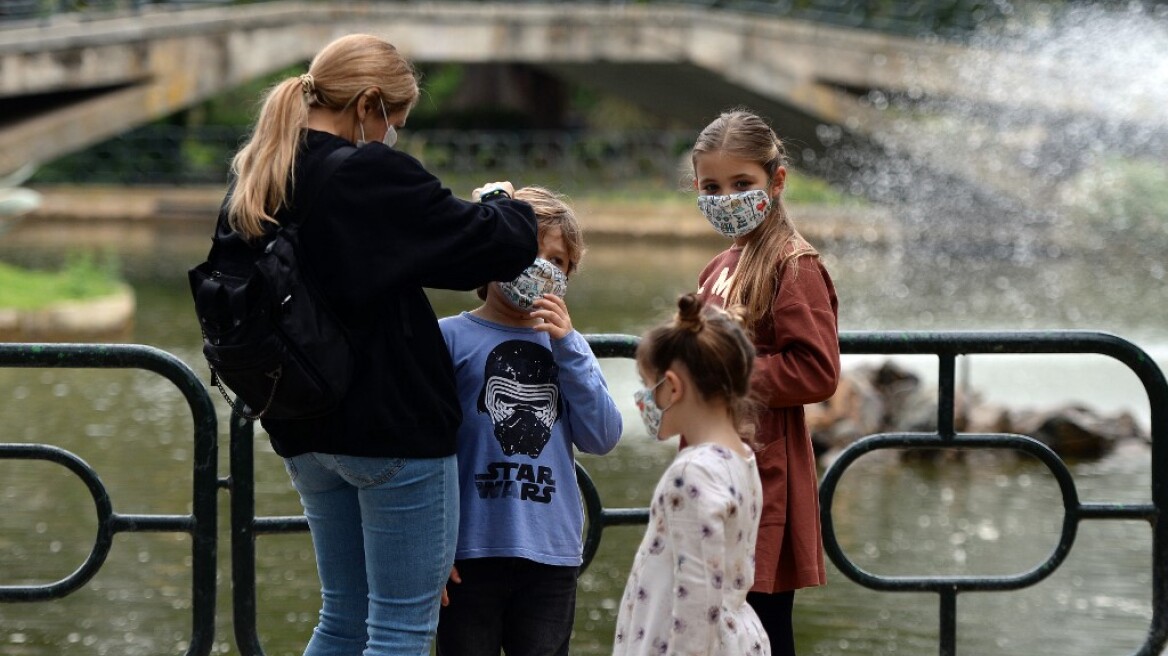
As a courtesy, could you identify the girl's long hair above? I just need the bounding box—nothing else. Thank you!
[227,34,418,240]
[692,109,816,325]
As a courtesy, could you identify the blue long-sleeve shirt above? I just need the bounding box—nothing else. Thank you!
[439,312,623,565]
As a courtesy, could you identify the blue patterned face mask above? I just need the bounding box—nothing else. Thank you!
[697,189,772,238]
[498,258,568,311]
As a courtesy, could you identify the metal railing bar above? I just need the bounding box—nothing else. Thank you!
[597,508,652,525]
[0,443,114,600]
[582,333,638,358]
[938,353,956,438]
[108,514,199,532]
[1074,503,1158,521]
[229,410,263,656]
[252,516,310,533]
[940,588,956,656]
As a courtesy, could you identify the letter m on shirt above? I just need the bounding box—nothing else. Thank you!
[707,267,734,301]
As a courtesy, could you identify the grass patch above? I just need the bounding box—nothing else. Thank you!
[785,174,862,206]
[0,253,124,310]
[436,168,864,208]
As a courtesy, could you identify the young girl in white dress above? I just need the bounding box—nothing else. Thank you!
[615,294,770,656]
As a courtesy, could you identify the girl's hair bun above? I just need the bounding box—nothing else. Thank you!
[676,293,705,333]
[636,292,759,447]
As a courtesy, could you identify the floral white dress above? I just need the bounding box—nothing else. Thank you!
[613,443,769,656]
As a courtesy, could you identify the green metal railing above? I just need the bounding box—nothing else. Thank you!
[0,331,1165,654]
[0,343,219,656]
[820,331,1168,656]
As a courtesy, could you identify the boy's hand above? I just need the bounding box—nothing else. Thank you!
[531,294,573,340]
[441,565,461,607]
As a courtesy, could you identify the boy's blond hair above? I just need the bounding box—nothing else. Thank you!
[513,185,585,275]
[477,186,585,301]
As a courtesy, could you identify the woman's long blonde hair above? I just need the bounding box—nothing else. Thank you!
[227,34,419,240]
[691,109,816,325]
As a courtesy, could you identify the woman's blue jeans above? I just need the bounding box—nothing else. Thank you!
[284,453,458,656]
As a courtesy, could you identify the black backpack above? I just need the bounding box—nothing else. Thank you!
[188,145,357,420]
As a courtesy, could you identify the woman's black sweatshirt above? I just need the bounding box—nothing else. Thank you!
[223,129,538,459]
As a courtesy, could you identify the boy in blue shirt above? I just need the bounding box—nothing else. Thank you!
[437,186,623,656]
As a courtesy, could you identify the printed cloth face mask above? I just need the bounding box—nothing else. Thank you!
[697,188,772,238]
[633,378,673,439]
[497,257,568,311]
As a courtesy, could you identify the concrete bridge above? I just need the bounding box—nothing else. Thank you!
[0,1,1158,223]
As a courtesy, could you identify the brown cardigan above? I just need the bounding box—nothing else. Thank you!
[695,244,841,593]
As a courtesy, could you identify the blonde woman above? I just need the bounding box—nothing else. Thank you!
[211,34,538,655]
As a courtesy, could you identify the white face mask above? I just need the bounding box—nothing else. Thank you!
[497,258,568,311]
[697,188,772,238]
[356,100,397,148]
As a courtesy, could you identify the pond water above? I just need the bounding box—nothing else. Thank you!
[0,211,1163,656]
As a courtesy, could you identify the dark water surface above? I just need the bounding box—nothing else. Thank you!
[0,216,1162,655]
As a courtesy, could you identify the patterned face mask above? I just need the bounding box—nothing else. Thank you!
[497,258,568,311]
[697,188,772,238]
[633,378,672,439]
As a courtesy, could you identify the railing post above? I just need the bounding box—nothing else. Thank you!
[939,588,956,656]
[229,410,265,656]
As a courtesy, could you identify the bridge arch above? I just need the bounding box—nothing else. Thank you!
[2,1,1160,224]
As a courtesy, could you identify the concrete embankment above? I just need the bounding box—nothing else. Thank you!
[25,184,893,246]
[0,284,136,342]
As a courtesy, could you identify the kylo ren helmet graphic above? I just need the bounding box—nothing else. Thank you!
[477,340,562,458]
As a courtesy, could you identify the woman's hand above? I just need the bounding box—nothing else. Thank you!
[472,181,515,202]
[531,294,573,340]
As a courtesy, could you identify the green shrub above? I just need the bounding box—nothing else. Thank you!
[0,253,124,310]
[785,174,860,206]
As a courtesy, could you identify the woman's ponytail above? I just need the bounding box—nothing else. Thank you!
[227,76,309,240]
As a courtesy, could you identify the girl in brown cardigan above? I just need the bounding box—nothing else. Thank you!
[690,109,842,656]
